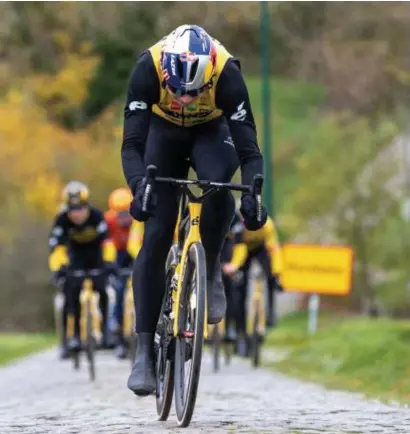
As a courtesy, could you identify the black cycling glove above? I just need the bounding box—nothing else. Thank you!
[52,266,67,286]
[104,262,119,279]
[129,178,157,222]
[272,274,284,292]
[240,193,267,231]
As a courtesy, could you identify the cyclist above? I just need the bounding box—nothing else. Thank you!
[48,181,117,358]
[122,24,267,396]
[224,208,283,356]
[221,210,248,342]
[105,188,134,359]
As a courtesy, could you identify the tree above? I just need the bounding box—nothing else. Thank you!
[281,112,400,314]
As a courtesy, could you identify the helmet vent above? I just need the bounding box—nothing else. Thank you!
[189,59,199,82]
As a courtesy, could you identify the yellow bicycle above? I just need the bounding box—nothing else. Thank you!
[142,165,263,427]
[66,269,103,381]
[121,268,137,365]
[246,262,266,368]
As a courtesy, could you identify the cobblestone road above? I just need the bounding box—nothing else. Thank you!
[1,348,410,433]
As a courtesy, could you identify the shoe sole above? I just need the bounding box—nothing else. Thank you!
[207,316,224,325]
[130,387,155,397]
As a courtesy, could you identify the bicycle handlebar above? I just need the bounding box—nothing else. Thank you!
[142,165,264,216]
[68,269,105,278]
[118,268,133,277]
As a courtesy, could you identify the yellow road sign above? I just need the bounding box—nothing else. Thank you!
[281,244,354,295]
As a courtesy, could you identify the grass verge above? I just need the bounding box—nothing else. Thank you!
[0,333,57,366]
[266,311,410,404]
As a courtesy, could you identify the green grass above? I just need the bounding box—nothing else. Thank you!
[0,333,57,366]
[266,312,410,403]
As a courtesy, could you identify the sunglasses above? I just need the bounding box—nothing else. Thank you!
[166,80,213,98]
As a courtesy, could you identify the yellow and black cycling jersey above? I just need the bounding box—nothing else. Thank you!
[229,211,283,274]
[122,34,261,194]
[48,206,116,272]
[149,37,233,127]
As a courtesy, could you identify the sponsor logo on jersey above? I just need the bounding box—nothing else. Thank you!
[129,101,148,111]
[230,101,247,121]
[171,100,181,110]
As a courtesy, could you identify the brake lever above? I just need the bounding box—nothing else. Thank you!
[142,165,157,213]
[252,174,264,223]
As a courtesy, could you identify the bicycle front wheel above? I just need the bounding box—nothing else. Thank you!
[174,242,206,428]
[155,245,178,421]
[224,339,232,366]
[251,308,261,368]
[129,331,137,367]
[86,300,96,381]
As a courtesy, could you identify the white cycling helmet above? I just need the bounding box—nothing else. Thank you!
[161,24,217,96]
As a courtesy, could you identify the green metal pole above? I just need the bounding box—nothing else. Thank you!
[260,1,273,218]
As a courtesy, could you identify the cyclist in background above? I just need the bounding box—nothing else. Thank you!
[105,188,134,359]
[49,181,117,358]
[223,208,283,356]
[221,210,248,342]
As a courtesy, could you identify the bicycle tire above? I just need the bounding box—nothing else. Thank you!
[129,332,137,367]
[54,294,65,350]
[73,348,80,371]
[156,244,178,421]
[224,341,232,366]
[156,345,174,420]
[211,325,221,373]
[72,313,80,371]
[86,300,96,381]
[174,242,206,428]
[251,308,261,368]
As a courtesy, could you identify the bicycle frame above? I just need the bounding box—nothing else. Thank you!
[172,200,205,337]
[65,270,103,344]
[80,278,102,343]
[142,164,263,341]
[247,264,266,336]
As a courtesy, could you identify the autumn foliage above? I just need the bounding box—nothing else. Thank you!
[0,33,124,329]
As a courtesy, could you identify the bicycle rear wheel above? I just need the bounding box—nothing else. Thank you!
[250,308,261,368]
[129,331,137,366]
[69,313,80,371]
[174,242,206,427]
[73,348,80,371]
[224,340,232,366]
[155,244,178,420]
[86,300,96,381]
[211,325,221,373]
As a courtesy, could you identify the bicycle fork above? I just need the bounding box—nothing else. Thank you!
[80,279,102,344]
[247,277,266,336]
